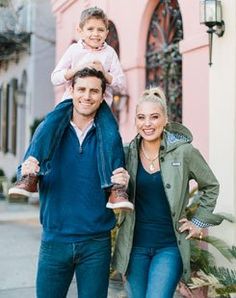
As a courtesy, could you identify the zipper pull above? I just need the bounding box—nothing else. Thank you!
[79,146,83,153]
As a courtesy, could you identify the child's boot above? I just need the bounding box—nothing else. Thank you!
[8,174,39,199]
[106,184,134,211]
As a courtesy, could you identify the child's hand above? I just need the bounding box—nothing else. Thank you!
[22,156,40,176]
[90,60,105,73]
[111,167,130,189]
[90,61,112,84]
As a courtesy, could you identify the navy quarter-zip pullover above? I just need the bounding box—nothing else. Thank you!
[39,124,115,242]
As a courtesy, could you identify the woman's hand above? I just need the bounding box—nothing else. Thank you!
[179,218,203,240]
[21,156,40,176]
[111,167,130,189]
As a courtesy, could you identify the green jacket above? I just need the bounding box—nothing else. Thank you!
[112,122,223,282]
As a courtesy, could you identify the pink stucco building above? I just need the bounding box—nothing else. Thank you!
[51,0,236,250]
[51,0,209,156]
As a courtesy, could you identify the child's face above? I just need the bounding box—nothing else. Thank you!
[79,18,108,49]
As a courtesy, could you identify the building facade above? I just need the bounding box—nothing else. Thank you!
[51,0,236,253]
[0,0,55,178]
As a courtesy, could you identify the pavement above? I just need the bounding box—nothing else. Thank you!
[0,199,182,298]
[0,199,127,298]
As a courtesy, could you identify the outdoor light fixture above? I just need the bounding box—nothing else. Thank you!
[113,93,129,111]
[200,0,225,66]
[112,93,129,122]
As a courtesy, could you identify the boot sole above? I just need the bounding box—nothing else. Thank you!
[8,188,38,199]
[106,201,134,210]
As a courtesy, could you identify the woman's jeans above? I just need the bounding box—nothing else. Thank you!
[126,246,183,298]
[24,99,125,188]
[36,236,111,298]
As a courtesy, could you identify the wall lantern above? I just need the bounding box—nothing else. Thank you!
[113,93,129,111]
[200,0,225,66]
[112,93,129,122]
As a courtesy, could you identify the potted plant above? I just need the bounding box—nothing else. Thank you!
[177,189,236,298]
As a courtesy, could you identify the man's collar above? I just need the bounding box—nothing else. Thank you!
[70,119,95,134]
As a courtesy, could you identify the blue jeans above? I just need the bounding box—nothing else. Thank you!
[36,236,111,298]
[126,246,183,298]
[23,99,125,188]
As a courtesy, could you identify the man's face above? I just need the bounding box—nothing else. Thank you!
[71,76,103,119]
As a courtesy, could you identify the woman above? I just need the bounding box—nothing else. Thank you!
[112,87,223,298]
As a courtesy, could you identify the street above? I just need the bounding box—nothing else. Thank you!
[0,200,126,298]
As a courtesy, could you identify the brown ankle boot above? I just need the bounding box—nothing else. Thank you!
[106,185,134,211]
[8,174,38,199]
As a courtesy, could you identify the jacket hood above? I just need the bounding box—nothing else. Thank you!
[163,122,193,152]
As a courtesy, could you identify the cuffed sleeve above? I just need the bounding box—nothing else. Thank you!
[191,217,213,228]
[51,44,75,86]
[109,50,127,95]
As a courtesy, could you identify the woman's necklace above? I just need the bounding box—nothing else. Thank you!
[141,142,159,172]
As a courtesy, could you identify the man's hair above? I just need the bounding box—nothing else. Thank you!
[71,67,107,94]
[79,7,109,29]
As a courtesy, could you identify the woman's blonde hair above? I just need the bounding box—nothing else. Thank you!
[136,87,168,117]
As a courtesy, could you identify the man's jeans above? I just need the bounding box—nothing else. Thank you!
[23,99,125,188]
[36,236,111,298]
[126,246,183,298]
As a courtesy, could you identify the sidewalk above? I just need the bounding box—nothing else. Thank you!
[0,200,126,298]
[0,200,181,298]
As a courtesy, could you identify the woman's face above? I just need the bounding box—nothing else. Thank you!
[135,101,167,142]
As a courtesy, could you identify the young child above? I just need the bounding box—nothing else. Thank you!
[8,7,134,211]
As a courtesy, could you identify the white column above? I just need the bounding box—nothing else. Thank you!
[208,0,236,247]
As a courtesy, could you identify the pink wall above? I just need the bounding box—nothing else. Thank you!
[51,0,210,157]
[178,0,209,158]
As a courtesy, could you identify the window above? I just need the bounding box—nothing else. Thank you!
[1,83,10,153]
[0,86,2,151]
[106,21,122,122]
[11,78,17,155]
[146,0,183,122]
[106,20,120,57]
[0,79,18,154]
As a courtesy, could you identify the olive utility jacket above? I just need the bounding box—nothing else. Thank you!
[112,122,223,282]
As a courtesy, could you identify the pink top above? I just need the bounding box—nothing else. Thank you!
[51,40,127,106]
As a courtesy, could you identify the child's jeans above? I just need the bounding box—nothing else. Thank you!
[23,99,125,189]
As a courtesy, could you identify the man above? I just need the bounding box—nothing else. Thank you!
[19,68,126,298]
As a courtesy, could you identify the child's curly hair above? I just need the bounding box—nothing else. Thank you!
[79,7,109,29]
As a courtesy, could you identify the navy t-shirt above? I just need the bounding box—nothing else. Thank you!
[133,160,177,248]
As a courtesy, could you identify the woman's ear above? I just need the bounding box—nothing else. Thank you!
[165,117,169,126]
